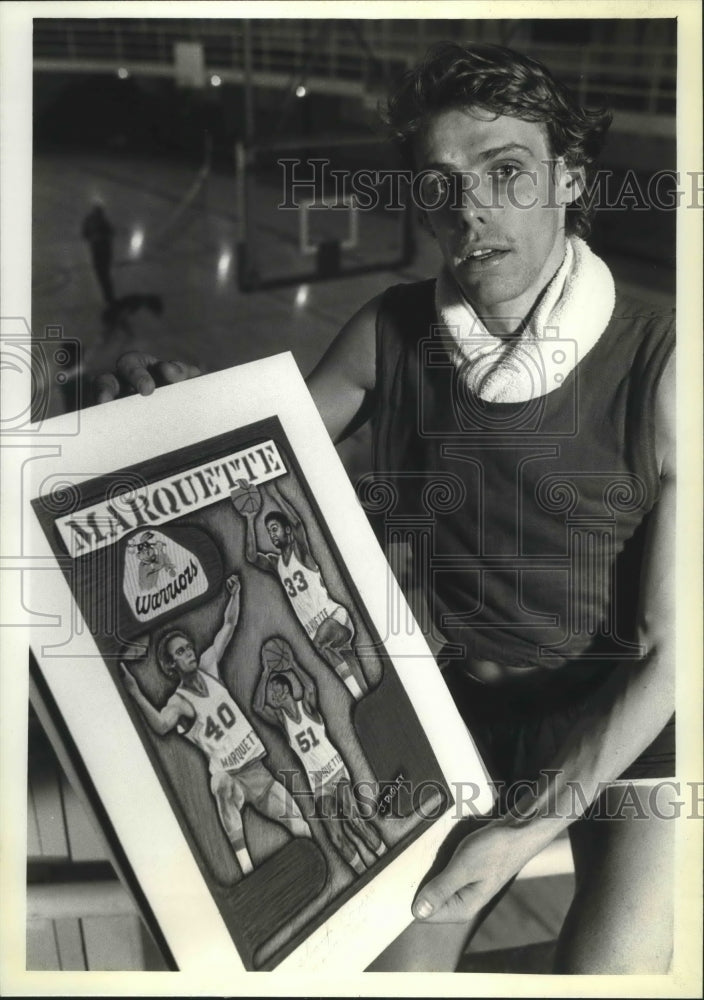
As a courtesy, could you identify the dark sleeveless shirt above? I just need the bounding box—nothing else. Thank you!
[372,278,674,669]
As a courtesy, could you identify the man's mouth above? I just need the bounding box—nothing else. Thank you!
[459,247,509,264]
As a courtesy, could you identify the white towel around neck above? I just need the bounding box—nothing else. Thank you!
[434,236,616,403]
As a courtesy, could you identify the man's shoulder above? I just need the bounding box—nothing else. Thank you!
[594,284,675,398]
[168,686,194,719]
[376,278,437,347]
[380,277,436,308]
[601,285,675,366]
[197,652,221,681]
[610,284,675,329]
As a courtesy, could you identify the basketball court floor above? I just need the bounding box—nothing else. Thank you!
[32,147,675,483]
[28,147,675,971]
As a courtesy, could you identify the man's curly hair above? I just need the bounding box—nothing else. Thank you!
[156,629,192,678]
[381,42,613,238]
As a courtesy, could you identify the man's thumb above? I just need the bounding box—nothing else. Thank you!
[412,858,472,921]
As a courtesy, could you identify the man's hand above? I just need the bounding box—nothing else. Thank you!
[119,662,139,698]
[412,820,541,924]
[221,574,242,630]
[94,352,202,403]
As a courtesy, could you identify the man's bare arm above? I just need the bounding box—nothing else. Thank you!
[240,508,275,574]
[199,575,241,677]
[252,663,280,727]
[285,659,319,716]
[120,665,189,736]
[306,293,381,442]
[414,354,676,922]
[264,478,302,529]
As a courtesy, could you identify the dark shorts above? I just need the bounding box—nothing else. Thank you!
[313,767,350,818]
[444,659,675,790]
[211,757,275,807]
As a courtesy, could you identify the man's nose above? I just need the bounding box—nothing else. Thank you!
[453,171,493,227]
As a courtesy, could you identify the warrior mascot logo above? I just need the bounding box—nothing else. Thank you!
[123,529,207,622]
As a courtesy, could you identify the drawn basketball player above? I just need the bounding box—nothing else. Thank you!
[253,637,386,875]
[127,530,177,591]
[234,478,369,700]
[120,574,311,876]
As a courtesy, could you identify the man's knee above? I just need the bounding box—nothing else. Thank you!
[316,618,350,651]
[325,817,348,852]
[213,772,245,812]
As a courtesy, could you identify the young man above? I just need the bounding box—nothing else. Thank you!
[235,477,369,700]
[253,637,386,875]
[100,41,675,973]
[120,574,312,876]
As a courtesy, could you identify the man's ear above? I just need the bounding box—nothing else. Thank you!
[559,162,586,204]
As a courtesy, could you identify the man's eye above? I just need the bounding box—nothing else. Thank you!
[490,163,521,180]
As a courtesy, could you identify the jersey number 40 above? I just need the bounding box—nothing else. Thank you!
[204,703,236,741]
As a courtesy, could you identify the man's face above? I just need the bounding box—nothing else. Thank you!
[415,108,573,322]
[266,519,289,549]
[268,679,289,706]
[167,636,197,676]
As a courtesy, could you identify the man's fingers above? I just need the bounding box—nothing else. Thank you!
[412,840,479,921]
[157,360,203,384]
[116,352,161,395]
[412,868,483,923]
[94,373,121,404]
[414,881,483,924]
[94,352,202,406]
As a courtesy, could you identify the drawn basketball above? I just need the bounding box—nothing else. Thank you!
[261,636,294,673]
[230,481,262,515]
